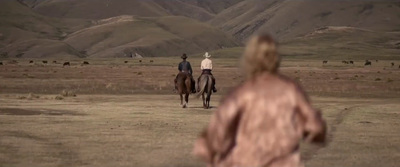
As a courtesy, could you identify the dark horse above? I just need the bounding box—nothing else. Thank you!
[196,74,214,109]
[176,72,193,108]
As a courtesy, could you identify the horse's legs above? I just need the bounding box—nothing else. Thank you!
[184,93,189,108]
[206,93,211,109]
[180,94,183,106]
[202,94,206,108]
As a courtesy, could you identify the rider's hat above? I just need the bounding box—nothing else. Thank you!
[181,53,187,59]
[204,52,211,58]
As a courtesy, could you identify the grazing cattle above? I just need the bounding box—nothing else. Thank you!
[63,62,70,67]
[150,60,154,63]
[349,61,354,64]
[83,61,89,65]
[399,65,400,69]
[42,61,48,64]
[29,60,34,64]
[124,61,128,63]
[0,62,3,65]
[139,60,142,63]
[342,60,349,64]
[365,60,372,66]
[322,60,328,64]
[391,62,395,67]
[53,61,57,64]
[376,60,379,62]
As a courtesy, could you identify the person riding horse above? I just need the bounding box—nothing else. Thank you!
[175,53,196,93]
[197,52,217,93]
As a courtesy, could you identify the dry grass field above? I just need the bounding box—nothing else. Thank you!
[0,57,400,167]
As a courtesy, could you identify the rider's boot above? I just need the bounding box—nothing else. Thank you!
[213,87,217,93]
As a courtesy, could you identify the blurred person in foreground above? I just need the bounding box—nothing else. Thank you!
[193,34,326,167]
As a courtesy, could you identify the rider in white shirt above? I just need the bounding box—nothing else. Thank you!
[198,52,217,93]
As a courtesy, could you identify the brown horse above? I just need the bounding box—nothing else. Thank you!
[176,72,192,108]
[196,74,214,109]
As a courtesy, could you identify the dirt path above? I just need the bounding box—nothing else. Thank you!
[0,94,399,167]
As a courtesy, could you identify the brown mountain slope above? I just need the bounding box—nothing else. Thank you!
[64,16,239,57]
[279,26,400,60]
[1,1,239,58]
[210,0,400,41]
[22,0,215,21]
[181,0,244,14]
[0,0,91,58]
[206,26,400,60]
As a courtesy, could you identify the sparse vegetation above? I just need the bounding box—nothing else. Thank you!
[27,93,40,99]
[61,90,76,97]
[55,95,64,100]
[22,73,35,78]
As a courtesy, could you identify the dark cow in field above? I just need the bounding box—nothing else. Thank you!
[376,60,379,62]
[29,60,34,64]
[63,62,70,67]
[0,62,3,65]
[349,61,354,64]
[322,60,328,64]
[42,61,48,64]
[83,61,89,65]
[53,61,57,64]
[342,60,349,64]
[124,61,128,63]
[391,62,395,67]
[150,60,154,63]
[139,60,142,63]
[365,60,372,66]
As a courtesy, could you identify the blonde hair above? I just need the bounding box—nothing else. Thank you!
[242,34,280,79]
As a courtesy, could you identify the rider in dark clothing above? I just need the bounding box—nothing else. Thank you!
[175,53,196,93]
[178,59,193,74]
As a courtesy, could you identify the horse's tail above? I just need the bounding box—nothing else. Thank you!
[206,75,213,98]
[196,75,209,98]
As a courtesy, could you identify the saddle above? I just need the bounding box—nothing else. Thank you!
[201,69,212,75]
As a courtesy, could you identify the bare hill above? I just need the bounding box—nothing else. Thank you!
[21,0,215,21]
[207,26,400,60]
[0,1,91,58]
[3,0,400,59]
[64,16,239,57]
[280,26,400,60]
[0,1,239,58]
[210,0,400,41]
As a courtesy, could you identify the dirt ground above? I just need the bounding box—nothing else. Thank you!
[0,58,399,167]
